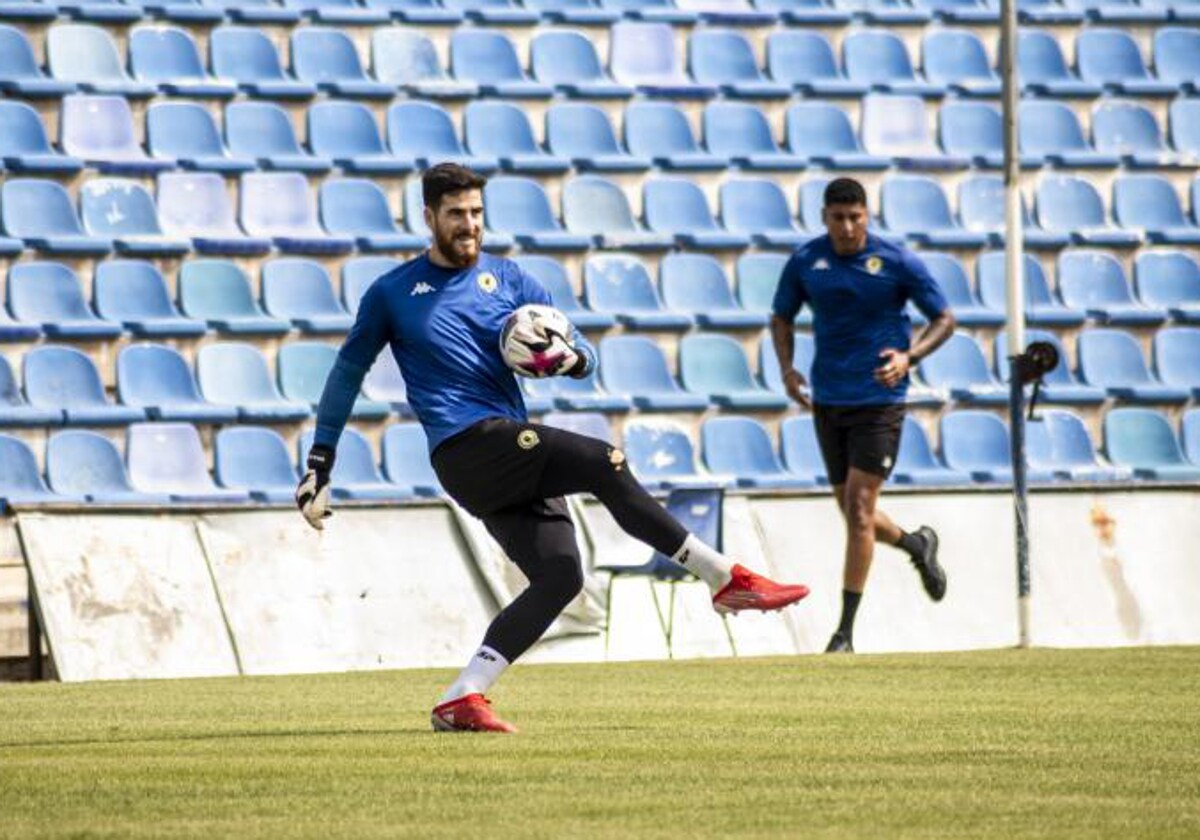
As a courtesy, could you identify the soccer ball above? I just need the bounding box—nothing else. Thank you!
[500,304,575,378]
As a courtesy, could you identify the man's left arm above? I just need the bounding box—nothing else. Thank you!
[876,251,958,388]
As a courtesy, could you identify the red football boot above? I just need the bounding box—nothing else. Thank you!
[712,564,810,615]
[431,693,517,734]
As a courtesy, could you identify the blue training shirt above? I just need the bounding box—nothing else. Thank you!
[314,252,595,453]
[772,233,948,406]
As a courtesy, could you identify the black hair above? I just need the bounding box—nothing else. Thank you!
[823,177,868,208]
[422,163,487,210]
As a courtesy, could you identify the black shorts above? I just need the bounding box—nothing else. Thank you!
[813,403,906,486]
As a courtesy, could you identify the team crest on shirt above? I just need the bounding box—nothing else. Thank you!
[477,272,498,293]
[517,429,540,450]
[865,256,883,275]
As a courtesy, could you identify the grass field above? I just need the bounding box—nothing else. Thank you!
[2,647,1198,839]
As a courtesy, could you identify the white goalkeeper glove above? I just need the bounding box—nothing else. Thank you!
[296,444,334,531]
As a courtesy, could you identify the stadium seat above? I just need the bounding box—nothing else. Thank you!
[117,343,237,423]
[1104,408,1200,480]
[1135,251,1200,323]
[623,102,727,171]
[779,415,827,484]
[525,0,620,23]
[921,29,1000,97]
[443,0,538,23]
[1112,175,1200,245]
[365,0,461,22]
[861,94,969,170]
[1153,326,1200,398]
[284,0,387,25]
[623,419,713,490]
[291,29,391,98]
[1154,28,1200,93]
[842,0,932,23]
[197,343,310,422]
[601,0,698,23]
[1065,0,1167,22]
[126,422,249,502]
[754,0,851,24]
[1076,28,1174,97]
[941,410,1054,484]
[225,101,330,173]
[584,254,692,329]
[1035,175,1140,248]
[25,345,145,425]
[1092,101,1181,168]
[917,331,1008,404]
[146,102,254,174]
[141,0,225,23]
[783,102,887,170]
[643,178,750,249]
[758,331,813,396]
[179,260,290,336]
[1025,409,1131,482]
[262,258,354,334]
[689,29,790,99]
[843,30,943,98]
[465,101,569,174]
[1018,101,1118,168]
[737,252,800,321]
[214,426,298,502]
[0,355,59,425]
[0,434,74,507]
[371,30,477,100]
[129,26,237,99]
[798,178,830,235]
[1057,250,1169,325]
[0,102,82,174]
[880,176,989,248]
[1079,328,1190,402]
[921,252,1003,327]
[308,102,412,175]
[45,430,168,503]
[679,334,789,410]
[299,427,412,500]
[1018,29,1101,97]
[0,25,76,97]
[342,256,398,316]
[210,26,316,99]
[240,172,354,255]
[718,179,807,249]
[278,342,389,419]
[485,177,589,251]
[1019,1,1085,27]
[209,0,303,23]
[319,179,424,252]
[47,25,155,96]
[609,21,716,98]
[598,336,709,411]
[977,252,1085,326]
[361,351,413,416]
[940,102,1040,170]
[1183,409,1200,466]
[8,262,121,339]
[59,0,146,22]
[403,179,513,252]
[382,423,443,496]
[0,183,89,253]
[541,410,613,442]
[765,31,863,96]
[512,255,615,330]
[890,416,971,486]
[157,172,270,255]
[701,416,811,489]
[61,95,171,175]
[529,30,632,98]
[387,101,498,173]
[546,104,649,172]
[994,330,1106,405]
[450,30,551,98]
[703,102,805,171]
[561,176,673,251]
[93,261,206,338]
[659,252,767,329]
[79,179,190,257]
[913,0,995,21]
[533,367,632,413]
[675,0,774,22]
[957,174,1070,249]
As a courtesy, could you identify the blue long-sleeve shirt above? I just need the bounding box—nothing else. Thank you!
[314,253,595,454]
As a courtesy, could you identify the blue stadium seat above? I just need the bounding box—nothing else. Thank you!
[284,0,387,22]
[141,0,225,23]
[917,331,1008,404]
[680,334,789,410]
[861,94,969,170]
[180,259,291,336]
[957,174,1069,249]
[1064,0,1167,22]
[843,0,933,24]
[940,102,1040,169]
[546,104,648,172]
[584,254,692,329]
[880,175,989,248]
[8,262,121,339]
[0,355,60,425]
[798,178,830,234]
[364,0,461,22]
[1058,250,1169,325]
[530,30,632,98]
[601,0,698,23]
[61,95,172,175]
[299,427,412,500]
[240,172,354,255]
[25,345,145,425]
[225,101,330,173]
[644,178,750,249]
[307,101,411,175]
[913,0,995,21]
[758,331,814,396]
[214,426,298,502]
[701,416,811,489]
[1154,28,1200,93]
[623,419,714,490]
[779,415,827,484]
[371,30,477,100]
[542,410,613,442]
[402,178,513,252]
[146,102,253,174]
[1036,175,1140,247]
[0,0,56,22]
[382,423,443,496]
[1079,328,1190,402]
[675,0,774,22]
[922,29,1000,97]
[598,335,708,411]
[117,343,238,423]
[210,26,316,99]
[46,430,170,503]
[941,410,1054,484]
[0,434,75,507]
[1020,1,1086,27]
[127,422,249,502]
[319,178,425,252]
[609,21,716,98]
[129,26,237,99]
[157,172,271,255]
[451,30,551,98]
[994,330,1106,405]
[755,0,851,24]
[465,101,569,174]
[1018,29,1100,97]
[689,29,789,99]
[537,366,632,413]
[59,0,144,22]
[525,0,620,23]
[387,101,497,173]
[737,252,799,321]
[1092,101,1181,168]
[786,103,887,171]
[262,258,353,334]
[1135,250,1200,323]
[0,25,75,97]
[1169,100,1200,161]
[342,256,399,316]
[197,343,310,422]
[484,177,589,251]
[561,176,673,251]
[94,261,206,338]
[291,28,391,97]
[1076,28,1174,97]
[278,342,389,419]
[765,31,863,96]
[443,0,538,22]
[47,25,154,96]
[210,0,303,22]
[703,102,805,171]
[79,179,190,257]
[0,102,83,174]
[921,252,1003,327]
[623,102,727,170]
[659,252,767,328]
[1019,101,1118,168]
[891,415,971,486]
[512,255,615,330]
[977,252,1085,326]
[1104,407,1200,480]
[1184,408,1200,466]
[1153,326,1200,398]
[1112,175,1200,244]
[719,179,808,248]
[361,351,413,416]
[1026,409,1131,482]
[843,30,943,98]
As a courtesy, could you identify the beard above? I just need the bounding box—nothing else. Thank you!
[432,224,482,268]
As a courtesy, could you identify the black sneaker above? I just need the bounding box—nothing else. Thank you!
[910,525,946,602]
[824,631,854,654]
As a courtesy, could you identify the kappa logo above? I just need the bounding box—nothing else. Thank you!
[411,281,436,296]
[812,258,830,271]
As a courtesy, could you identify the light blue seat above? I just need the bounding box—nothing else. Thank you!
[689,28,790,99]
[262,258,354,334]
[451,30,551,98]
[1018,29,1100,97]
[1184,408,1200,466]
[861,94,969,170]
[941,410,1055,484]
[308,101,411,175]
[779,415,828,484]
[0,102,82,175]
[157,172,271,255]
[1092,101,1180,168]
[737,253,800,321]
[1153,326,1200,399]
[240,172,354,255]
[533,367,632,413]
[719,179,807,249]
[784,102,888,170]
[371,30,477,100]
[994,330,1106,405]
[1064,0,1167,22]
[891,416,971,486]
[361,351,413,416]
[526,0,620,23]
[146,102,254,174]
[609,21,716,98]
[8,262,121,339]
[660,252,767,328]
[978,252,1086,326]
[127,422,249,502]
[913,0,995,20]
[299,428,412,501]
[129,26,237,99]
[1155,28,1200,94]
[940,101,1040,169]
[1078,328,1190,403]
[386,101,497,173]
[921,252,1003,327]
[675,0,774,22]
[210,0,303,23]
[1019,101,1119,168]
[798,178,830,234]
[585,254,692,330]
[0,26,75,97]
[957,174,1070,249]
[1112,175,1200,244]
[210,26,316,99]
[623,419,715,490]
[320,178,424,253]
[1135,250,1200,323]
[841,0,932,23]
[1018,0,1085,22]
[541,410,613,442]
[93,261,205,338]
[530,30,632,98]
[680,333,789,410]
[363,0,461,22]
[180,259,291,336]
[479,177,582,251]
[291,28,390,98]
[918,331,1008,404]
[382,423,442,496]
[512,255,613,331]
[25,345,145,425]
[59,0,143,22]
[1035,175,1140,248]
[47,25,155,96]
[546,104,648,172]
[465,101,568,174]
[278,342,389,420]
[643,178,750,249]
[141,0,225,23]
[284,0,387,23]
[766,31,864,96]
[0,0,56,22]
[343,257,399,316]
[214,426,298,502]
[79,178,190,257]
[117,343,238,422]
[922,29,1000,97]
[755,0,851,24]
[758,331,813,395]
[703,102,806,171]
[443,0,538,22]
[225,101,330,173]
[47,430,171,504]
[1026,409,1131,482]
[561,176,672,252]
[1104,408,1200,480]
[623,102,727,171]
[598,335,708,411]
[60,95,171,176]
[1058,250,1168,325]
[197,342,311,422]
[880,175,989,248]
[0,356,60,425]
[843,30,943,98]
[0,434,76,507]
[601,0,698,23]
[702,416,811,489]
[1076,28,1174,97]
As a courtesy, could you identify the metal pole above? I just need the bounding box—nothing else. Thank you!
[1001,0,1031,648]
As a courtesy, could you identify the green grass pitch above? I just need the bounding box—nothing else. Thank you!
[2,647,1198,839]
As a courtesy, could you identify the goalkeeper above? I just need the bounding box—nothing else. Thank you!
[296,163,811,734]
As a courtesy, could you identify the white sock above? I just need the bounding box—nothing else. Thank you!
[670,534,733,594]
[438,645,509,705]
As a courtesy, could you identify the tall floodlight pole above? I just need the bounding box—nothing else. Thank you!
[1000,0,1031,648]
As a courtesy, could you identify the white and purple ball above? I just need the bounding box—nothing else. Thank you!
[499,304,574,378]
